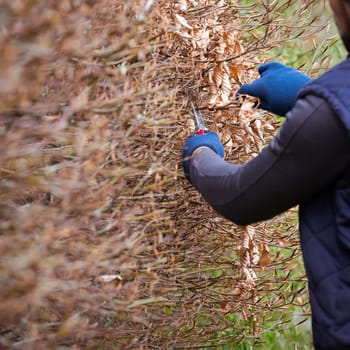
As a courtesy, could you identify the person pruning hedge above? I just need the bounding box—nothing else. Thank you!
[183,1,350,349]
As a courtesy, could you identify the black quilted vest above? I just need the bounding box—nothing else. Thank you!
[298,57,350,350]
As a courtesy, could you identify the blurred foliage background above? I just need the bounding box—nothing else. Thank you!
[0,0,345,349]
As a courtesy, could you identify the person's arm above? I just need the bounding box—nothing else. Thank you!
[189,95,350,226]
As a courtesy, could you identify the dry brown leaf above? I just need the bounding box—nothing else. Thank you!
[174,14,193,30]
[259,243,271,269]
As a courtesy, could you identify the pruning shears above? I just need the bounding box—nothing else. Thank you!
[191,102,209,135]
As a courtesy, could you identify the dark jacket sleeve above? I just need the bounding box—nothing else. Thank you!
[189,95,350,226]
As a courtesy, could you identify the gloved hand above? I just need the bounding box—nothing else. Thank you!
[236,62,311,116]
[183,131,224,181]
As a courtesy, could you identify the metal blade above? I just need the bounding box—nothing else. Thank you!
[191,102,208,132]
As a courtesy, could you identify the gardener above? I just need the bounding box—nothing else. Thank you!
[183,1,350,349]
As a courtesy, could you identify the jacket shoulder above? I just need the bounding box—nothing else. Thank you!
[298,58,350,138]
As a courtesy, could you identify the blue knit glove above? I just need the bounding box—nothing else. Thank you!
[183,131,224,181]
[236,62,311,116]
